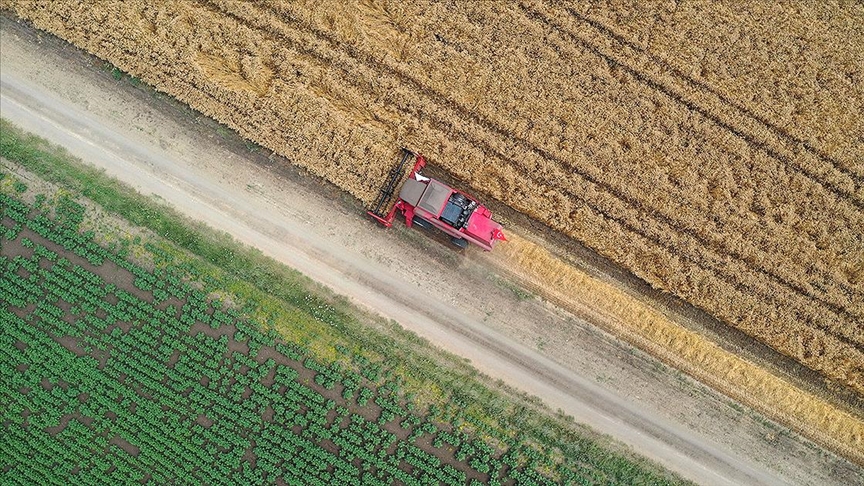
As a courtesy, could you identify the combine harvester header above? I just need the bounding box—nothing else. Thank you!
[368,149,506,251]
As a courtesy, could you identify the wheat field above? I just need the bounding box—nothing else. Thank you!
[4,0,862,397]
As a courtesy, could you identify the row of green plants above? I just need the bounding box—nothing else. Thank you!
[2,188,603,484]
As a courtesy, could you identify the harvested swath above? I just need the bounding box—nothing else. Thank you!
[494,234,864,464]
[7,0,864,395]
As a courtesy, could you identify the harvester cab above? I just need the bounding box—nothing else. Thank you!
[367,149,506,251]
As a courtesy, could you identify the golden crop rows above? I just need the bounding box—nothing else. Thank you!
[6,0,863,394]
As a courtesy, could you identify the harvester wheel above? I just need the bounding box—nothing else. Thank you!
[450,237,468,249]
[412,216,432,230]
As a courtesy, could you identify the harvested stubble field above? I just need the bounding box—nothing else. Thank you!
[5,0,863,402]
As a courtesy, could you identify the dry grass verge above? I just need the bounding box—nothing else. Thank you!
[494,233,864,464]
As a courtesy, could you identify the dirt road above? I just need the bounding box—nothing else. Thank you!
[1,18,859,486]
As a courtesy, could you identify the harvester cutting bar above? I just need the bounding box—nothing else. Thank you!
[370,148,414,217]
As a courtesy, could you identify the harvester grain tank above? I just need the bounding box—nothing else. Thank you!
[368,149,506,251]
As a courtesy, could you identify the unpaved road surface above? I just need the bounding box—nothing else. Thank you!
[2,17,860,486]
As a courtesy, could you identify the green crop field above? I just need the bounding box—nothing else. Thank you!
[0,121,683,485]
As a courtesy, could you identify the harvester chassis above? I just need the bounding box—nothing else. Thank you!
[368,149,505,251]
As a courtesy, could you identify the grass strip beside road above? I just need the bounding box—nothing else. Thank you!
[0,118,687,484]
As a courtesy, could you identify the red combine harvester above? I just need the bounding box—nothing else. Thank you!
[368,149,506,251]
